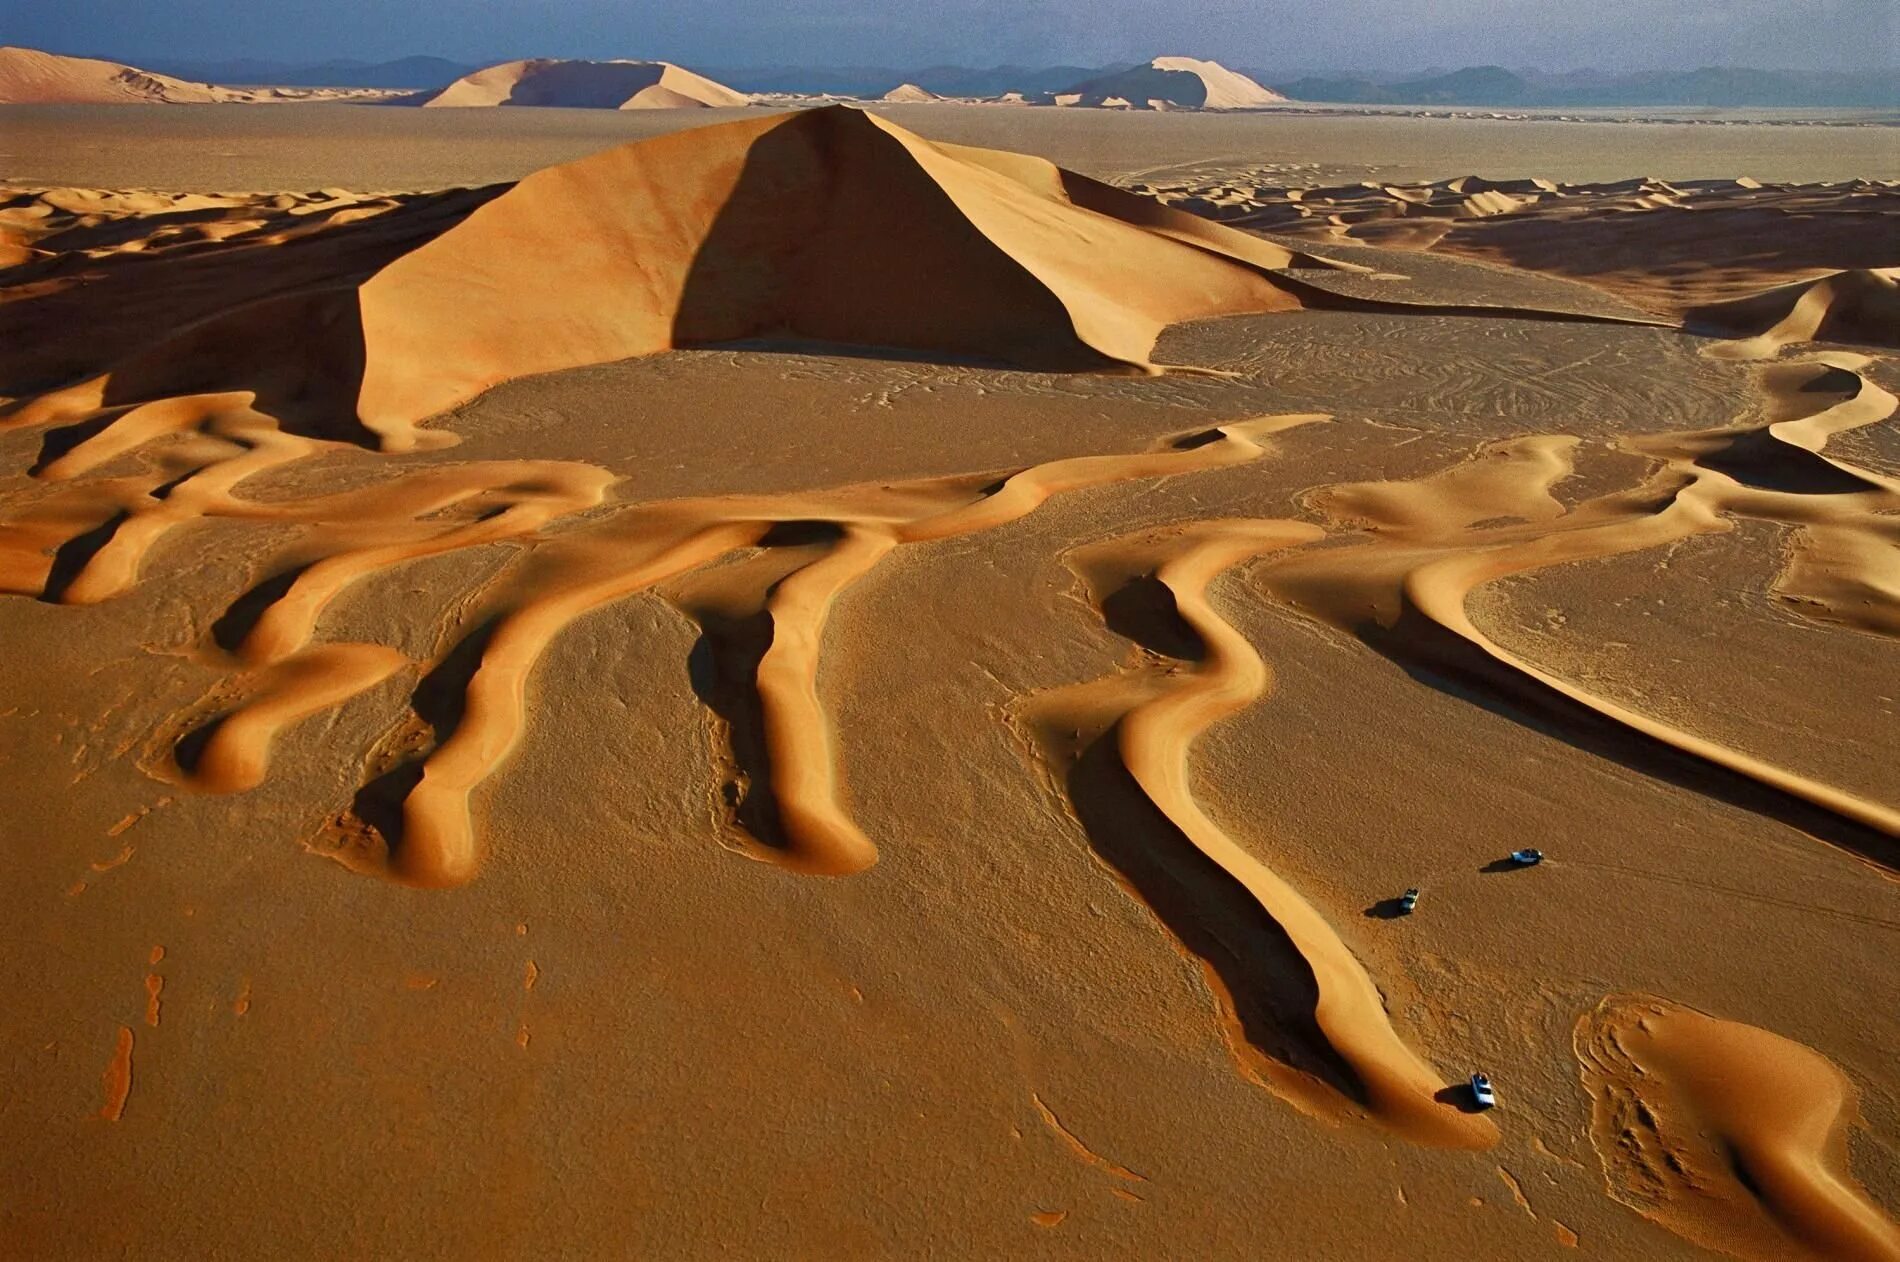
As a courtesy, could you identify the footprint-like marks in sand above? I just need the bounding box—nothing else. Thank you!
[1576,994,1900,1261]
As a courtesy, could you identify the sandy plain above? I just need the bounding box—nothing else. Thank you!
[0,100,1896,1259]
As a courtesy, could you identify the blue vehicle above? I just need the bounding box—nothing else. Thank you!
[1508,848,1544,867]
[1470,1072,1497,1109]
[1398,888,1420,914]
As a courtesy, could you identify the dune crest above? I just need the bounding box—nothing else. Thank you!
[1576,995,1900,1261]
[417,58,749,109]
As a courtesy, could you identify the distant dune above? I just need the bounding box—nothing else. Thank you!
[881,82,940,103]
[417,58,750,109]
[1060,56,1288,110]
[0,45,396,104]
[0,45,240,104]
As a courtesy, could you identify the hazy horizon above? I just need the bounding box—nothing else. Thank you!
[9,0,1896,76]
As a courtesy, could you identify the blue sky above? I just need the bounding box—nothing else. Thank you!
[10,0,1895,72]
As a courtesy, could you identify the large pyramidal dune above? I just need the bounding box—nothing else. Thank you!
[1061,56,1288,110]
[56,106,1346,451]
[416,58,750,109]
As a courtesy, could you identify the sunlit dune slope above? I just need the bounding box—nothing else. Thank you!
[0,45,235,105]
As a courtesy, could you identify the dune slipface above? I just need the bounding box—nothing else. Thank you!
[417,58,749,109]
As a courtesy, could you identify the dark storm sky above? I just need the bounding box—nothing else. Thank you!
[9,0,1896,72]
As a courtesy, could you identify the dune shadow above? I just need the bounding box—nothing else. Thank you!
[30,410,131,475]
[1101,575,1204,661]
[1062,724,1369,1105]
[39,511,127,603]
[172,713,225,779]
[211,566,309,654]
[1695,428,1874,495]
[681,519,843,855]
[1434,1082,1489,1114]
[1360,600,1900,872]
[669,107,1113,373]
[350,616,501,854]
[686,608,790,852]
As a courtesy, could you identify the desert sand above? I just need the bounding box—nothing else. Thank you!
[0,100,1896,1259]
[0,46,392,105]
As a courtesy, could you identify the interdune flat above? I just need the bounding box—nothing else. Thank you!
[0,101,1896,1259]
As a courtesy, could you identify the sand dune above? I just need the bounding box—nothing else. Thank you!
[0,45,391,104]
[9,107,1360,455]
[1690,268,1900,357]
[881,82,940,103]
[1578,995,1900,1261]
[1061,56,1287,110]
[0,46,240,104]
[1134,168,1900,319]
[417,58,749,109]
[3,107,1898,1257]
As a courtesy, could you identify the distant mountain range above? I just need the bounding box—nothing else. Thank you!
[79,54,1900,108]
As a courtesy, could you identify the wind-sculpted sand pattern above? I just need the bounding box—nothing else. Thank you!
[3,117,1899,1250]
[1013,518,1499,1148]
[1252,350,1900,870]
[0,392,1320,887]
[1576,994,1900,1261]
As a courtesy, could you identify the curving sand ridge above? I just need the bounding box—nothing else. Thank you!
[1260,350,1900,866]
[1577,995,1900,1261]
[391,417,1319,886]
[1691,268,1900,359]
[417,58,749,109]
[1020,516,1499,1148]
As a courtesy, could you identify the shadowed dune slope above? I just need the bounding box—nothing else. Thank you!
[1689,268,1900,357]
[417,59,749,109]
